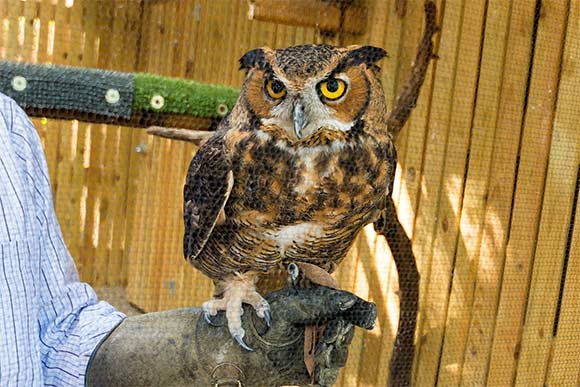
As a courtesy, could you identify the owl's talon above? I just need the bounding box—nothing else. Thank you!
[203,311,219,326]
[205,276,268,350]
[288,262,299,285]
[263,309,272,328]
[233,331,254,352]
[202,300,224,327]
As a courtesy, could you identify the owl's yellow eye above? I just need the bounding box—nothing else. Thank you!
[319,78,347,101]
[265,79,286,99]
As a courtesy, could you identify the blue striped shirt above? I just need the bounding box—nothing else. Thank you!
[0,92,125,387]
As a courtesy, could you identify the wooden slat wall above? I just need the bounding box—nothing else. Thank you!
[515,2,579,385]
[0,0,144,287]
[487,1,569,384]
[2,1,580,386]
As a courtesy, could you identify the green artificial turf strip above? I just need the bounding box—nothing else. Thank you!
[134,73,240,118]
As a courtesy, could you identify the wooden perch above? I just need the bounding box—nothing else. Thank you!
[0,61,236,131]
[248,0,367,34]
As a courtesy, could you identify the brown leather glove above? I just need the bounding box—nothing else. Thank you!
[85,286,376,387]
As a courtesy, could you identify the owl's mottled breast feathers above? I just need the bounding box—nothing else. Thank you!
[184,120,395,279]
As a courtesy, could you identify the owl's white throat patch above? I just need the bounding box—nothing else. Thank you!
[305,118,354,136]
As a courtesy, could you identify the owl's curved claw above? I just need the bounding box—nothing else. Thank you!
[233,331,254,352]
[288,262,299,285]
[202,300,225,327]
[203,311,219,327]
[263,309,272,328]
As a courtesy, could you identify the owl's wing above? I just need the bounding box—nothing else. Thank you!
[183,135,233,262]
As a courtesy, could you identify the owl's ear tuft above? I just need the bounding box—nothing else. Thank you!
[344,46,388,68]
[239,48,267,71]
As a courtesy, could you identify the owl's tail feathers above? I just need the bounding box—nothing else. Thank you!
[386,1,440,140]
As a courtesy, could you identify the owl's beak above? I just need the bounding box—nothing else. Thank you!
[293,102,306,139]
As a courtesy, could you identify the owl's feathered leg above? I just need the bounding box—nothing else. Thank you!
[202,272,271,351]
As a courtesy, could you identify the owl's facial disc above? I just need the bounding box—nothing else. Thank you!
[241,45,387,140]
[263,73,355,140]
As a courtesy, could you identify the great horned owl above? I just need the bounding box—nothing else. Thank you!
[183,44,395,349]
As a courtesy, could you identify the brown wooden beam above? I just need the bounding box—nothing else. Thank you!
[248,0,367,35]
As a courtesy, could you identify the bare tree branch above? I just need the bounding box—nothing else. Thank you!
[379,2,439,386]
[387,0,439,138]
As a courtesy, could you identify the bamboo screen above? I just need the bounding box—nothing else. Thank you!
[1,1,580,386]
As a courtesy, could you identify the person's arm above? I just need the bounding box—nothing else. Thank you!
[0,92,124,387]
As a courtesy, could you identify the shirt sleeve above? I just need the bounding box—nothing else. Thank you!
[0,92,125,387]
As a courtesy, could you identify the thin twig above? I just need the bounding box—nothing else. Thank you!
[146,126,212,145]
